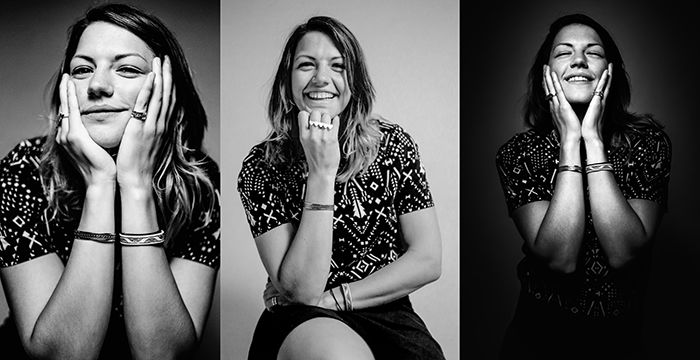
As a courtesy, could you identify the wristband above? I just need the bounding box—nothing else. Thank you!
[556,164,582,174]
[585,162,613,174]
[74,230,116,243]
[303,201,334,211]
[119,230,165,246]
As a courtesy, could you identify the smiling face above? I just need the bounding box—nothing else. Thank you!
[291,31,351,118]
[548,24,608,105]
[69,21,155,148]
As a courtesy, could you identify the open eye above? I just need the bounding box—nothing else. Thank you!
[70,66,93,79]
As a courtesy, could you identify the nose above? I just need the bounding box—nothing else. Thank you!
[312,64,331,85]
[87,68,114,98]
[570,51,588,69]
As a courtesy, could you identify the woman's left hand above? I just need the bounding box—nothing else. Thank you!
[581,63,612,142]
[116,56,175,191]
[263,281,291,311]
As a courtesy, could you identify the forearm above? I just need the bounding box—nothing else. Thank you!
[532,142,586,272]
[585,139,648,268]
[277,173,335,304]
[28,184,115,359]
[120,188,196,359]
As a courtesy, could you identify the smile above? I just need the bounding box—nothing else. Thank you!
[305,91,337,100]
[566,76,592,83]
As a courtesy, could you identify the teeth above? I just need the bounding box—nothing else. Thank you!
[567,76,589,82]
[307,92,335,100]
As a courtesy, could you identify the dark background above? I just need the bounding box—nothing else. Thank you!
[462,1,699,358]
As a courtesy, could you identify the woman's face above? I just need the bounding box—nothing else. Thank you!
[69,21,155,148]
[291,31,351,118]
[548,24,608,105]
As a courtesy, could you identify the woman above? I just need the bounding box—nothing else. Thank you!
[496,14,671,359]
[0,4,219,359]
[237,16,445,360]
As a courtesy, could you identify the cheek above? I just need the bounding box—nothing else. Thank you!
[122,80,145,106]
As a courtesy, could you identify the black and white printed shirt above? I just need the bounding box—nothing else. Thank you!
[238,120,434,290]
[496,126,671,319]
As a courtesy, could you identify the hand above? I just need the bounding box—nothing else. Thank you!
[56,74,116,187]
[581,63,612,143]
[297,110,340,178]
[116,56,175,191]
[263,281,290,312]
[543,65,581,145]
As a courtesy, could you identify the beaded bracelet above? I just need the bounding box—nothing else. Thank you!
[74,230,116,243]
[585,162,613,174]
[119,230,165,246]
[556,164,582,174]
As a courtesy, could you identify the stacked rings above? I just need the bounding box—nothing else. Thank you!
[131,110,147,121]
[308,120,333,130]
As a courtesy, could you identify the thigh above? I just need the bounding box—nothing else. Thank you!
[278,317,375,360]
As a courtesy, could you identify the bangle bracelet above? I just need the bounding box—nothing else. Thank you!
[557,165,582,174]
[74,230,116,243]
[119,230,165,246]
[303,201,334,211]
[585,162,613,174]
[341,283,353,311]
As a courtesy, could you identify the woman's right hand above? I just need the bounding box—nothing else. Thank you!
[297,110,340,177]
[56,73,116,187]
[543,65,581,144]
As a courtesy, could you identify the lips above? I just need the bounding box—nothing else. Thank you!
[81,104,128,115]
[564,73,594,82]
[305,91,337,100]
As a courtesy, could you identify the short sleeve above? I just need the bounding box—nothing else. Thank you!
[0,138,55,267]
[390,127,434,216]
[168,154,220,269]
[237,147,292,238]
[617,128,672,209]
[496,131,557,215]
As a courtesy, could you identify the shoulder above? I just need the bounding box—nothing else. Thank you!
[496,129,554,161]
[627,125,671,149]
[237,142,281,189]
[373,118,421,155]
[1,137,46,181]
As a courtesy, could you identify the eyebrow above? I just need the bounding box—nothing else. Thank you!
[294,54,344,61]
[72,53,149,62]
[553,42,603,48]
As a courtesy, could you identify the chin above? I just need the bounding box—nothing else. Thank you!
[84,124,125,149]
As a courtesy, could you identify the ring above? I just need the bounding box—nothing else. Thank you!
[545,93,555,101]
[131,110,147,121]
[309,120,333,130]
[593,90,604,98]
[57,113,68,122]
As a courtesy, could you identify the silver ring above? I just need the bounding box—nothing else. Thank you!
[131,110,147,121]
[593,90,604,98]
[309,120,333,130]
[545,93,555,101]
[57,113,68,122]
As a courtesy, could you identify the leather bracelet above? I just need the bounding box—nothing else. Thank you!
[74,230,116,243]
[119,230,165,246]
[303,201,334,211]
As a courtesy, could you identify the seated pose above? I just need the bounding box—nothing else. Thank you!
[496,14,671,359]
[237,16,445,360]
[0,4,219,359]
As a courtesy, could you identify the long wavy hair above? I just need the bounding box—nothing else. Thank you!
[40,3,215,246]
[264,16,382,182]
[524,13,661,147]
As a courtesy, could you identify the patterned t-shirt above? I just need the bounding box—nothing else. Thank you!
[238,120,434,290]
[495,126,671,320]
[0,137,220,356]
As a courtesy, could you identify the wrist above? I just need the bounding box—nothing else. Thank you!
[305,173,336,203]
[85,181,116,199]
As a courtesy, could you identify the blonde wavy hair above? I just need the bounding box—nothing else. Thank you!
[264,16,382,183]
[40,4,216,247]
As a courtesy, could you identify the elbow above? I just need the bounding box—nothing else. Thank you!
[546,255,578,274]
[425,254,442,284]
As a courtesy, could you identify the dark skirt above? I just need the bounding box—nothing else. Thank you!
[248,296,445,360]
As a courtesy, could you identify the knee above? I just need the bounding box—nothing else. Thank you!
[277,318,374,360]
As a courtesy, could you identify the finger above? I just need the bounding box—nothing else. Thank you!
[551,71,565,107]
[167,84,177,123]
[330,115,340,138]
[58,74,70,137]
[158,55,172,135]
[308,110,323,133]
[297,110,310,135]
[66,79,83,138]
[544,66,557,105]
[133,72,155,116]
[603,63,613,99]
[542,65,552,96]
[144,57,163,133]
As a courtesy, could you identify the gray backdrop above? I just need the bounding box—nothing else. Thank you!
[221,0,460,359]
[463,0,700,358]
[0,1,220,358]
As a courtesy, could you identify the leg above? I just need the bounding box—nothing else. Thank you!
[277,317,374,360]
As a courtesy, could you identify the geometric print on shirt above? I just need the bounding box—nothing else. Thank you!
[495,126,671,319]
[238,119,434,290]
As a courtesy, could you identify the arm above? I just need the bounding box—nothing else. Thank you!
[254,111,340,305]
[319,207,441,310]
[117,56,216,359]
[580,63,664,268]
[0,74,116,359]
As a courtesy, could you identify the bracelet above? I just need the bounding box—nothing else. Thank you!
[329,287,343,311]
[585,162,613,174]
[556,165,582,174]
[119,230,165,246]
[341,283,353,311]
[74,230,116,243]
[303,201,334,211]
